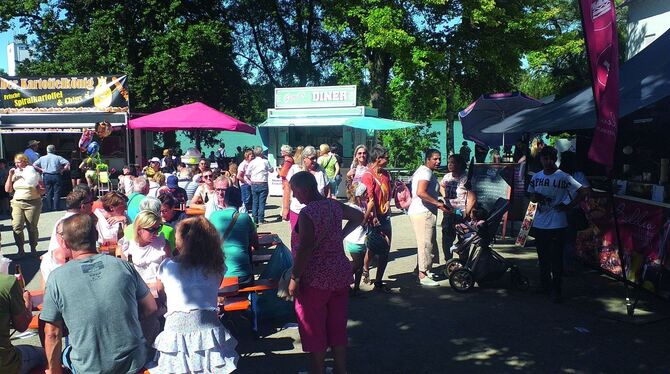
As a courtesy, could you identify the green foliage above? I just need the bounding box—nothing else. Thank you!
[0,0,599,165]
[380,125,439,171]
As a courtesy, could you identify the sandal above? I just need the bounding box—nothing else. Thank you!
[362,270,370,285]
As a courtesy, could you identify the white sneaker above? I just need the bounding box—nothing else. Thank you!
[418,276,440,287]
[426,270,438,280]
[450,245,459,253]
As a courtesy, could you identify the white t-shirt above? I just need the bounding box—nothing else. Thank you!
[121,235,168,284]
[157,259,221,316]
[350,164,368,184]
[204,199,226,219]
[441,173,469,211]
[93,208,123,244]
[238,159,251,185]
[344,203,366,245]
[246,157,273,183]
[528,169,582,229]
[287,164,329,213]
[407,165,439,215]
[40,212,76,282]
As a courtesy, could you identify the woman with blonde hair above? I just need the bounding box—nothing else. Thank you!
[121,209,170,284]
[346,144,369,186]
[282,146,330,234]
[293,146,304,167]
[5,153,45,256]
[153,216,239,373]
[318,143,341,197]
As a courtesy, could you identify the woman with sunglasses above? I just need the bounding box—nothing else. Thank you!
[120,209,170,346]
[193,159,211,183]
[93,192,128,254]
[346,145,369,187]
[283,146,330,247]
[190,170,217,210]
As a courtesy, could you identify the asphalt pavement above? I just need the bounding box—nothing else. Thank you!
[2,196,669,373]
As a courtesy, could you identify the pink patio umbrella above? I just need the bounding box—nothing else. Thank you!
[129,101,256,134]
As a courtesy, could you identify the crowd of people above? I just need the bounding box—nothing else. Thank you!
[0,135,591,373]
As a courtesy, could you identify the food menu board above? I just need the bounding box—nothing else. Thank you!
[470,163,513,212]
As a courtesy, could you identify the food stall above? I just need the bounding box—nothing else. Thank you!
[479,28,670,298]
[0,75,131,177]
[258,85,421,196]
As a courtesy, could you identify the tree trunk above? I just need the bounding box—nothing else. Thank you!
[445,85,456,156]
[368,50,393,118]
[162,131,177,149]
[195,130,202,152]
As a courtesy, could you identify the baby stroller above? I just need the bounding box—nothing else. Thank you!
[446,197,529,293]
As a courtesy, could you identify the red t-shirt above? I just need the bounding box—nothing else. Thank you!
[361,169,391,218]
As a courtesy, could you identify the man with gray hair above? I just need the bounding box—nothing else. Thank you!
[127,176,150,222]
[245,146,274,224]
[33,144,70,212]
[41,213,157,373]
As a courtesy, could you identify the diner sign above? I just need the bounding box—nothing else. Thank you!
[0,75,129,113]
[275,85,356,109]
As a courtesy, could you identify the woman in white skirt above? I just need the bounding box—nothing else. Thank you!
[152,216,238,373]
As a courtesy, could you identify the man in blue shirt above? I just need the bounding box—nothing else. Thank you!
[33,145,70,212]
[24,140,40,164]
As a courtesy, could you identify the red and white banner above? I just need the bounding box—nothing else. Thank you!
[580,0,620,167]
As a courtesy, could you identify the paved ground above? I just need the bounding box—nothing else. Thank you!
[3,196,670,373]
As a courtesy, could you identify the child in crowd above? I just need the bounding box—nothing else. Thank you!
[344,183,368,295]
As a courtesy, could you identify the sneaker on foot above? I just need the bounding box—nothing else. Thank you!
[418,276,440,287]
[426,270,439,280]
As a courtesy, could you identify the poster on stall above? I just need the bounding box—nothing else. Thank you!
[0,75,129,113]
[576,192,670,296]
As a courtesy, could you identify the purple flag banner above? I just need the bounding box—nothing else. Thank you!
[580,0,620,167]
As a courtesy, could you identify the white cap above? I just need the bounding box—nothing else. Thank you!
[149,157,161,163]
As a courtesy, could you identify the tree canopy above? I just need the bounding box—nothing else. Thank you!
[0,0,601,158]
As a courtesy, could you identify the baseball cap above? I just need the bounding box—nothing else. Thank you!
[166,175,179,189]
[149,157,161,163]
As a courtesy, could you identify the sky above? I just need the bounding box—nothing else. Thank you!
[0,31,13,73]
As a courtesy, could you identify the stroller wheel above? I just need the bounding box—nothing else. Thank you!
[511,272,530,291]
[444,258,464,277]
[449,268,475,293]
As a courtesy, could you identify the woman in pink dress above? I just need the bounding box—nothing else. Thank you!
[288,171,363,374]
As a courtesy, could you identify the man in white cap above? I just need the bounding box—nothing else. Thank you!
[24,140,40,164]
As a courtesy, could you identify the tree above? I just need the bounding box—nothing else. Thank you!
[0,0,257,150]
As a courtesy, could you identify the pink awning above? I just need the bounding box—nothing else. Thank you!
[128,102,256,134]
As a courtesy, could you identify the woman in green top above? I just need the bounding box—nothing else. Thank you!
[318,144,341,196]
[209,207,258,284]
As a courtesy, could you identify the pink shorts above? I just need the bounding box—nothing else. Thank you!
[294,284,349,352]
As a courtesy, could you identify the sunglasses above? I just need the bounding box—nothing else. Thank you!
[307,157,317,161]
[143,225,161,234]
[357,152,367,155]
[202,175,213,179]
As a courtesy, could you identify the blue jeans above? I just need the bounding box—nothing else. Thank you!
[43,173,61,211]
[251,183,269,222]
[240,184,252,213]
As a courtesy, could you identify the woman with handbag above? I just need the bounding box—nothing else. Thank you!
[288,171,363,374]
[209,202,258,285]
[440,154,477,265]
[360,145,394,293]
